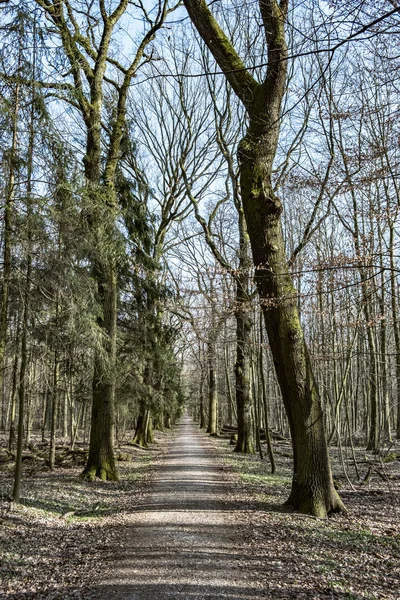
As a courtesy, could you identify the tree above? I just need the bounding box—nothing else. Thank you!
[32,0,175,480]
[179,66,255,452]
[183,0,345,516]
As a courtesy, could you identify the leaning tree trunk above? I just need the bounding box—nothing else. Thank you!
[239,125,344,516]
[183,0,344,517]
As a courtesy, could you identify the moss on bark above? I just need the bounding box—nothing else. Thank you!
[238,127,345,517]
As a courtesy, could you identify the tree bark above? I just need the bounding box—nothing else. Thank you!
[183,0,344,516]
[234,275,254,454]
[206,344,218,435]
[82,265,118,480]
[132,408,151,447]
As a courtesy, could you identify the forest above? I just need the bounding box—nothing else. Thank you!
[0,1,399,598]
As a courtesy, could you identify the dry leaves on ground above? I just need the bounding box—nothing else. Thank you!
[0,433,168,600]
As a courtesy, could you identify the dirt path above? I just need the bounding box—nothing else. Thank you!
[88,415,266,599]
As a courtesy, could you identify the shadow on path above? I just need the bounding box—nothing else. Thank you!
[85,415,270,599]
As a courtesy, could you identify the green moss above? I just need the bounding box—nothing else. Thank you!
[240,472,290,486]
[383,452,398,462]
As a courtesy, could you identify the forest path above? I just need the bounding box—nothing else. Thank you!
[89,414,267,600]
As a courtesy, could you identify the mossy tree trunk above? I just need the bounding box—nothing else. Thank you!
[183,0,345,516]
[132,408,151,447]
[80,107,119,480]
[234,275,254,454]
[147,413,155,443]
[82,263,118,480]
[34,0,170,481]
[239,130,344,515]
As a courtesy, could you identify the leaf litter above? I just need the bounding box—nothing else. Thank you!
[0,434,165,599]
[0,428,399,600]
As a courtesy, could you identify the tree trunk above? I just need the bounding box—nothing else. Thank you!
[132,408,150,447]
[12,297,29,503]
[0,79,20,429]
[164,412,172,429]
[82,265,118,480]
[183,0,344,516]
[234,208,254,454]
[239,127,344,516]
[389,220,400,439]
[260,315,275,473]
[224,347,235,426]
[49,351,59,471]
[365,330,379,452]
[206,345,218,435]
[80,100,118,481]
[234,277,254,454]
[8,318,20,451]
[147,412,155,444]
[375,210,391,442]
[199,371,206,429]
[12,49,35,501]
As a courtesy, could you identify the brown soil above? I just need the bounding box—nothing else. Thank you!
[86,414,268,599]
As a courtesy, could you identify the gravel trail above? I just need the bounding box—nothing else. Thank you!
[90,414,267,599]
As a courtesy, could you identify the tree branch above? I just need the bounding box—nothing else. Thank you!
[183,0,259,109]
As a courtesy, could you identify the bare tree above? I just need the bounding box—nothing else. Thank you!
[183,0,345,516]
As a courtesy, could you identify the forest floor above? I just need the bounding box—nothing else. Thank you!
[0,417,399,599]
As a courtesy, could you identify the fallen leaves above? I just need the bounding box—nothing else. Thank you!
[1,430,399,599]
[0,434,163,599]
[214,436,400,600]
